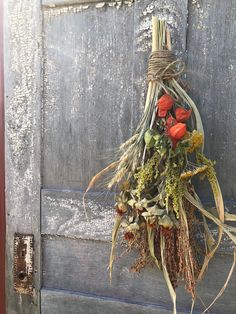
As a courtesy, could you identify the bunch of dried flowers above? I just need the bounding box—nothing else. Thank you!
[85,17,236,314]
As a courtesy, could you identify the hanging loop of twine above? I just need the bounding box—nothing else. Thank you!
[147,50,185,82]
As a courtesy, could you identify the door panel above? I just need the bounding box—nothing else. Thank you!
[42,237,236,313]
[42,4,135,189]
[5,0,236,313]
[41,189,114,240]
[40,1,189,313]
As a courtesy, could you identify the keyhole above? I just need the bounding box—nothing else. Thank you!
[18,271,26,281]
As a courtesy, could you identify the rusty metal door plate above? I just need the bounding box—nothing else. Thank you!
[13,233,34,296]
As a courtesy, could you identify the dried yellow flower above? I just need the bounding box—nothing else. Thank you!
[180,165,208,179]
[187,130,204,153]
[196,152,218,195]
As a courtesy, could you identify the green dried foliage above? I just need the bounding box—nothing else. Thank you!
[134,150,159,198]
[164,158,184,218]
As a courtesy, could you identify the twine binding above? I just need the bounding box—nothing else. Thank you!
[147,50,185,82]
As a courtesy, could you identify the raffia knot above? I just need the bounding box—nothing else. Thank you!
[147,50,185,82]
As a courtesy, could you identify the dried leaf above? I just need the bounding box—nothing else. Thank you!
[144,129,159,148]
[202,215,215,252]
[159,215,173,228]
[127,199,136,207]
[147,225,161,270]
[109,215,122,282]
[142,206,165,217]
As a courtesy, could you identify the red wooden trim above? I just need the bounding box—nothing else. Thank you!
[0,0,6,312]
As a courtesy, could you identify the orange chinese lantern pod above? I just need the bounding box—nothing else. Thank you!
[169,122,187,140]
[166,115,177,127]
[175,107,192,122]
[157,94,175,118]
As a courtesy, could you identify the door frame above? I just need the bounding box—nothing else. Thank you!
[0,0,6,312]
[4,1,42,313]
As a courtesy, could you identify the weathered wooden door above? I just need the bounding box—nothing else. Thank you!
[5,0,236,313]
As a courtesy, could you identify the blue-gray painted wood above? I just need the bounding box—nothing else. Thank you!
[42,3,135,190]
[40,1,236,311]
[186,0,236,201]
[41,288,188,314]
[42,237,236,314]
[5,0,236,313]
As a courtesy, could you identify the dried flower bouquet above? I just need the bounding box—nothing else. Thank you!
[85,17,236,314]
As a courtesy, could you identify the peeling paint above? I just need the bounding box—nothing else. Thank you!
[192,0,201,9]
[8,4,38,162]
[6,0,41,205]
[44,4,90,19]
[136,0,187,54]
[5,0,41,311]
[95,2,106,9]
[44,0,134,19]
[42,191,115,241]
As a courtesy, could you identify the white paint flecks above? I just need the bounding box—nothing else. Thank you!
[95,2,106,9]
[192,0,201,9]
[42,191,115,241]
[44,0,134,20]
[24,236,34,276]
[5,0,41,310]
[6,0,41,226]
[136,0,188,53]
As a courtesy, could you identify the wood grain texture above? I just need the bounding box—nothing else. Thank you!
[42,4,135,189]
[41,288,188,314]
[4,0,42,313]
[42,237,236,313]
[41,189,114,241]
[186,0,236,201]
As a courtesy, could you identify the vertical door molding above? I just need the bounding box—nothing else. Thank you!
[0,0,5,313]
[4,0,42,313]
